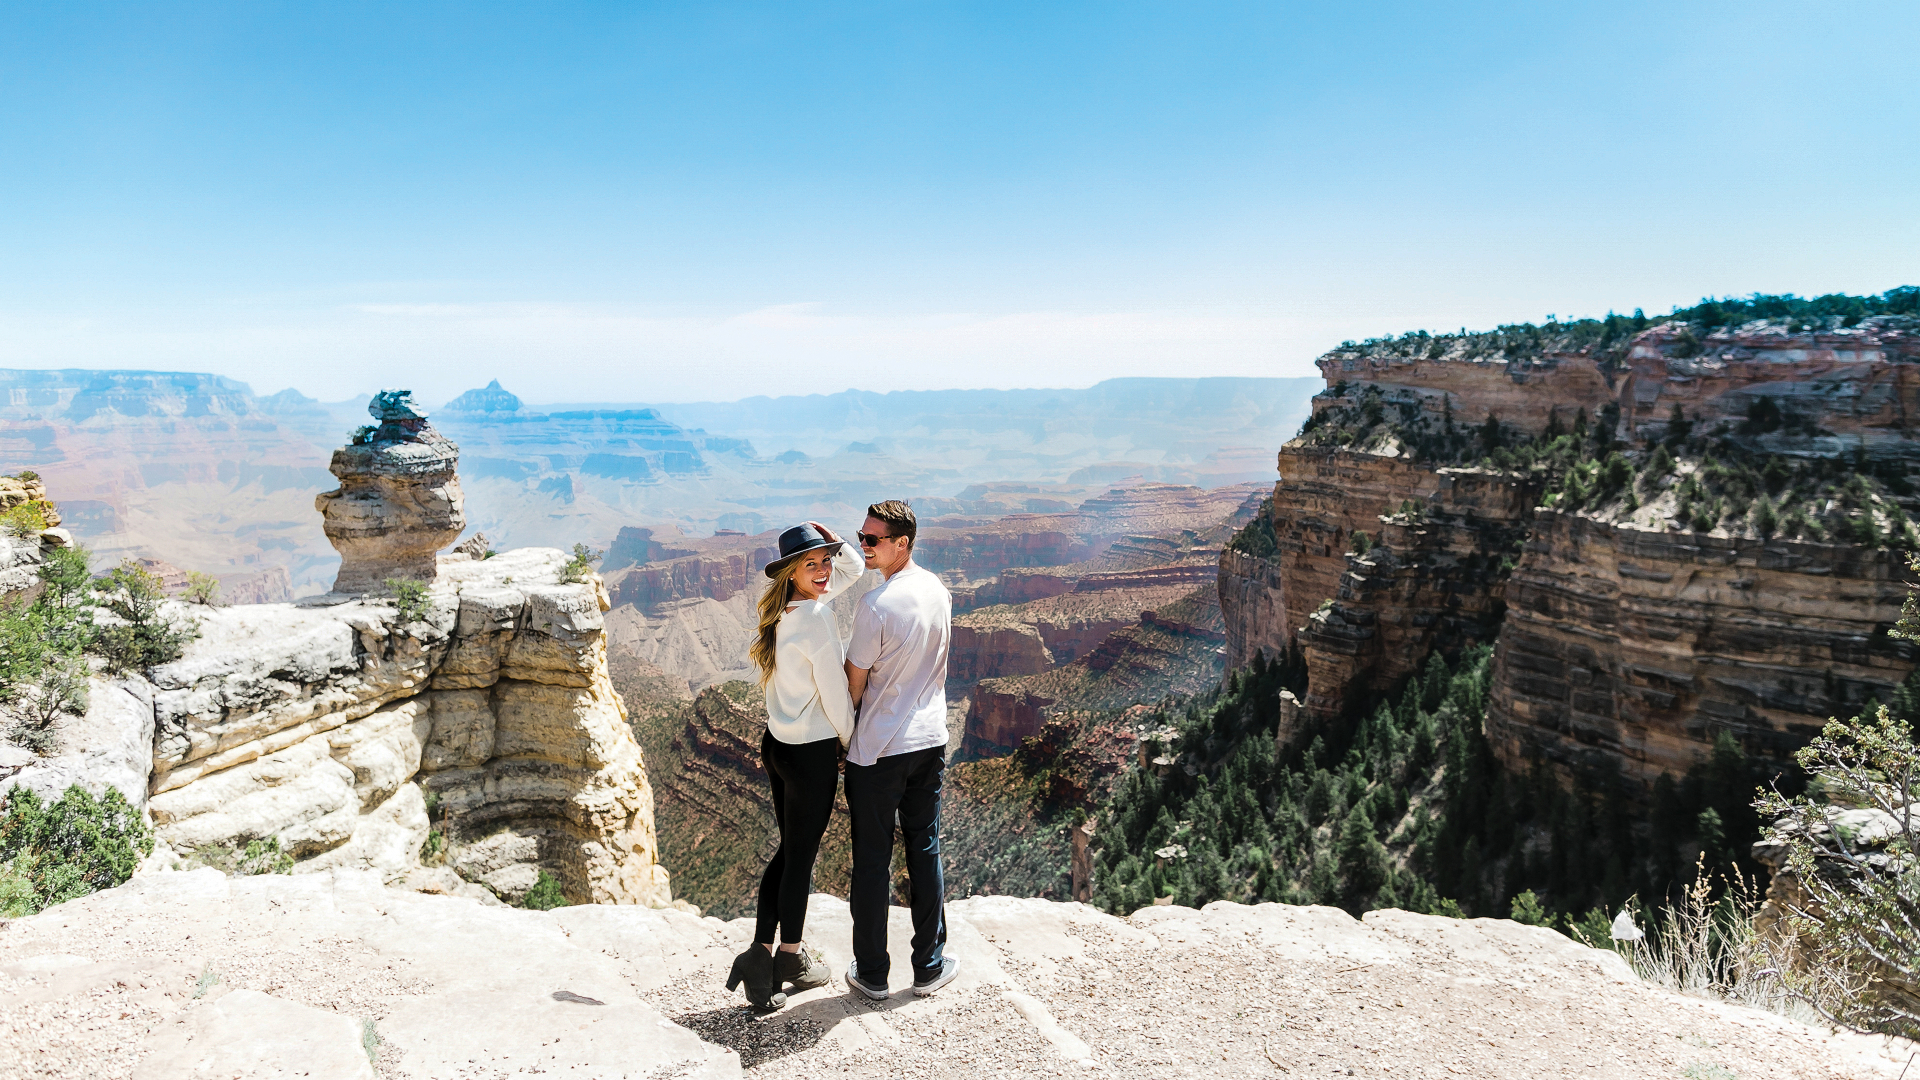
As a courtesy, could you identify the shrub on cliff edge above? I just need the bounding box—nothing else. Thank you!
[0,784,153,916]
[1,544,97,753]
[559,543,602,585]
[384,578,430,623]
[520,870,571,910]
[1754,705,1920,1038]
[93,560,198,674]
[0,500,51,538]
[1225,497,1278,558]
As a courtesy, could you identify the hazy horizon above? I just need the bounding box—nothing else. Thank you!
[3,2,1914,404]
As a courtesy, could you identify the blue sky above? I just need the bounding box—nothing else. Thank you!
[1,1,1915,403]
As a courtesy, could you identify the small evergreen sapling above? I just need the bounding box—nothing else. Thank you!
[521,870,570,910]
[182,571,222,607]
[559,543,602,584]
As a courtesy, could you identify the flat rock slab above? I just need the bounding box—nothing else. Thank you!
[379,989,736,1079]
[3,868,1915,1079]
[133,988,374,1080]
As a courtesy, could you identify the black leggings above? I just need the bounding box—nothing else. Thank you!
[755,732,841,945]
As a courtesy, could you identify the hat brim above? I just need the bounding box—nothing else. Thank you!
[764,539,846,578]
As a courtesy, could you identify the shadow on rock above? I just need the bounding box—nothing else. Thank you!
[672,986,919,1067]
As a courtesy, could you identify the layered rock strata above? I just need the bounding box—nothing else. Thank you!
[315,391,466,593]
[1227,313,1920,789]
[963,588,1225,758]
[1488,515,1910,786]
[948,586,1195,685]
[142,547,671,906]
[1300,468,1540,721]
[1314,339,1617,438]
[1619,319,1920,449]
[1220,448,1461,678]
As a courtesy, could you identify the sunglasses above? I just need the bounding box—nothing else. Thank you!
[857,531,894,547]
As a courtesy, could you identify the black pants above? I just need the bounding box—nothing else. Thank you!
[755,732,841,946]
[845,744,948,982]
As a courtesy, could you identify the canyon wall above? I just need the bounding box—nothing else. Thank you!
[1225,313,1920,788]
[950,585,1201,685]
[1300,468,1539,721]
[1618,320,1920,448]
[1488,514,1909,786]
[1315,343,1616,436]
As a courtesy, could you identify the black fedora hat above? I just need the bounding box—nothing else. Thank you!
[765,523,845,578]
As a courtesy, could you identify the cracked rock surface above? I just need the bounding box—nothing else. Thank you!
[2,869,1911,1079]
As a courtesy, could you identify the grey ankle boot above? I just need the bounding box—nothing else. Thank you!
[773,945,829,991]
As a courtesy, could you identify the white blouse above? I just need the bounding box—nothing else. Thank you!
[763,545,866,745]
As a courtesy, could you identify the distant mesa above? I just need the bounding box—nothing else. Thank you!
[442,379,525,416]
[1068,462,1155,485]
[536,473,581,503]
[773,449,811,465]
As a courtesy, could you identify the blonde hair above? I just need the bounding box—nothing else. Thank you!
[751,559,802,687]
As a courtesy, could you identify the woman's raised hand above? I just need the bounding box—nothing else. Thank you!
[805,520,841,544]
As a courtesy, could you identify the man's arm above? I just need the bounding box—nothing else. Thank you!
[845,661,870,710]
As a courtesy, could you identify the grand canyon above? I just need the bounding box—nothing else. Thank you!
[5,289,1919,1076]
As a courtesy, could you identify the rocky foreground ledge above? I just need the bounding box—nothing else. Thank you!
[1,871,1909,1079]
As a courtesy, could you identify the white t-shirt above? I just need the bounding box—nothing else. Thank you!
[845,560,951,767]
[764,545,866,746]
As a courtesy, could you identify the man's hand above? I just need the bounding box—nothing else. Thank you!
[845,661,870,709]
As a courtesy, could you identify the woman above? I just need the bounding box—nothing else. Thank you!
[725,520,864,1010]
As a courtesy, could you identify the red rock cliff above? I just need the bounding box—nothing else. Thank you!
[1224,310,1920,788]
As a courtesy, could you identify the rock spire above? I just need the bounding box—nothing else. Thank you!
[315,389,465,594]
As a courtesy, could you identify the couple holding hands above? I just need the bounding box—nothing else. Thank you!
[725,500,958,1010]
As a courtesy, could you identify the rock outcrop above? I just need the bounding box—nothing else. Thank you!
[949,586,1195,685]
[1618,318,1920,450]
[1225,311,1920,789]
[1,676,155,810]
[140,547,671,905]
[962,588,1225,759]
[315,390,465,594]
[8,869,1913,1080]
[0,472,68,601]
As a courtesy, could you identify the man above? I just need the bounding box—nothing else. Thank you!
[842,499,959,999]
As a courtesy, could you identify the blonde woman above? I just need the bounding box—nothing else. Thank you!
[724,520,864,1010]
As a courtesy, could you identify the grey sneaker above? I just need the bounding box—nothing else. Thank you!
[912,957,959,997]
[846,961,889,1001]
